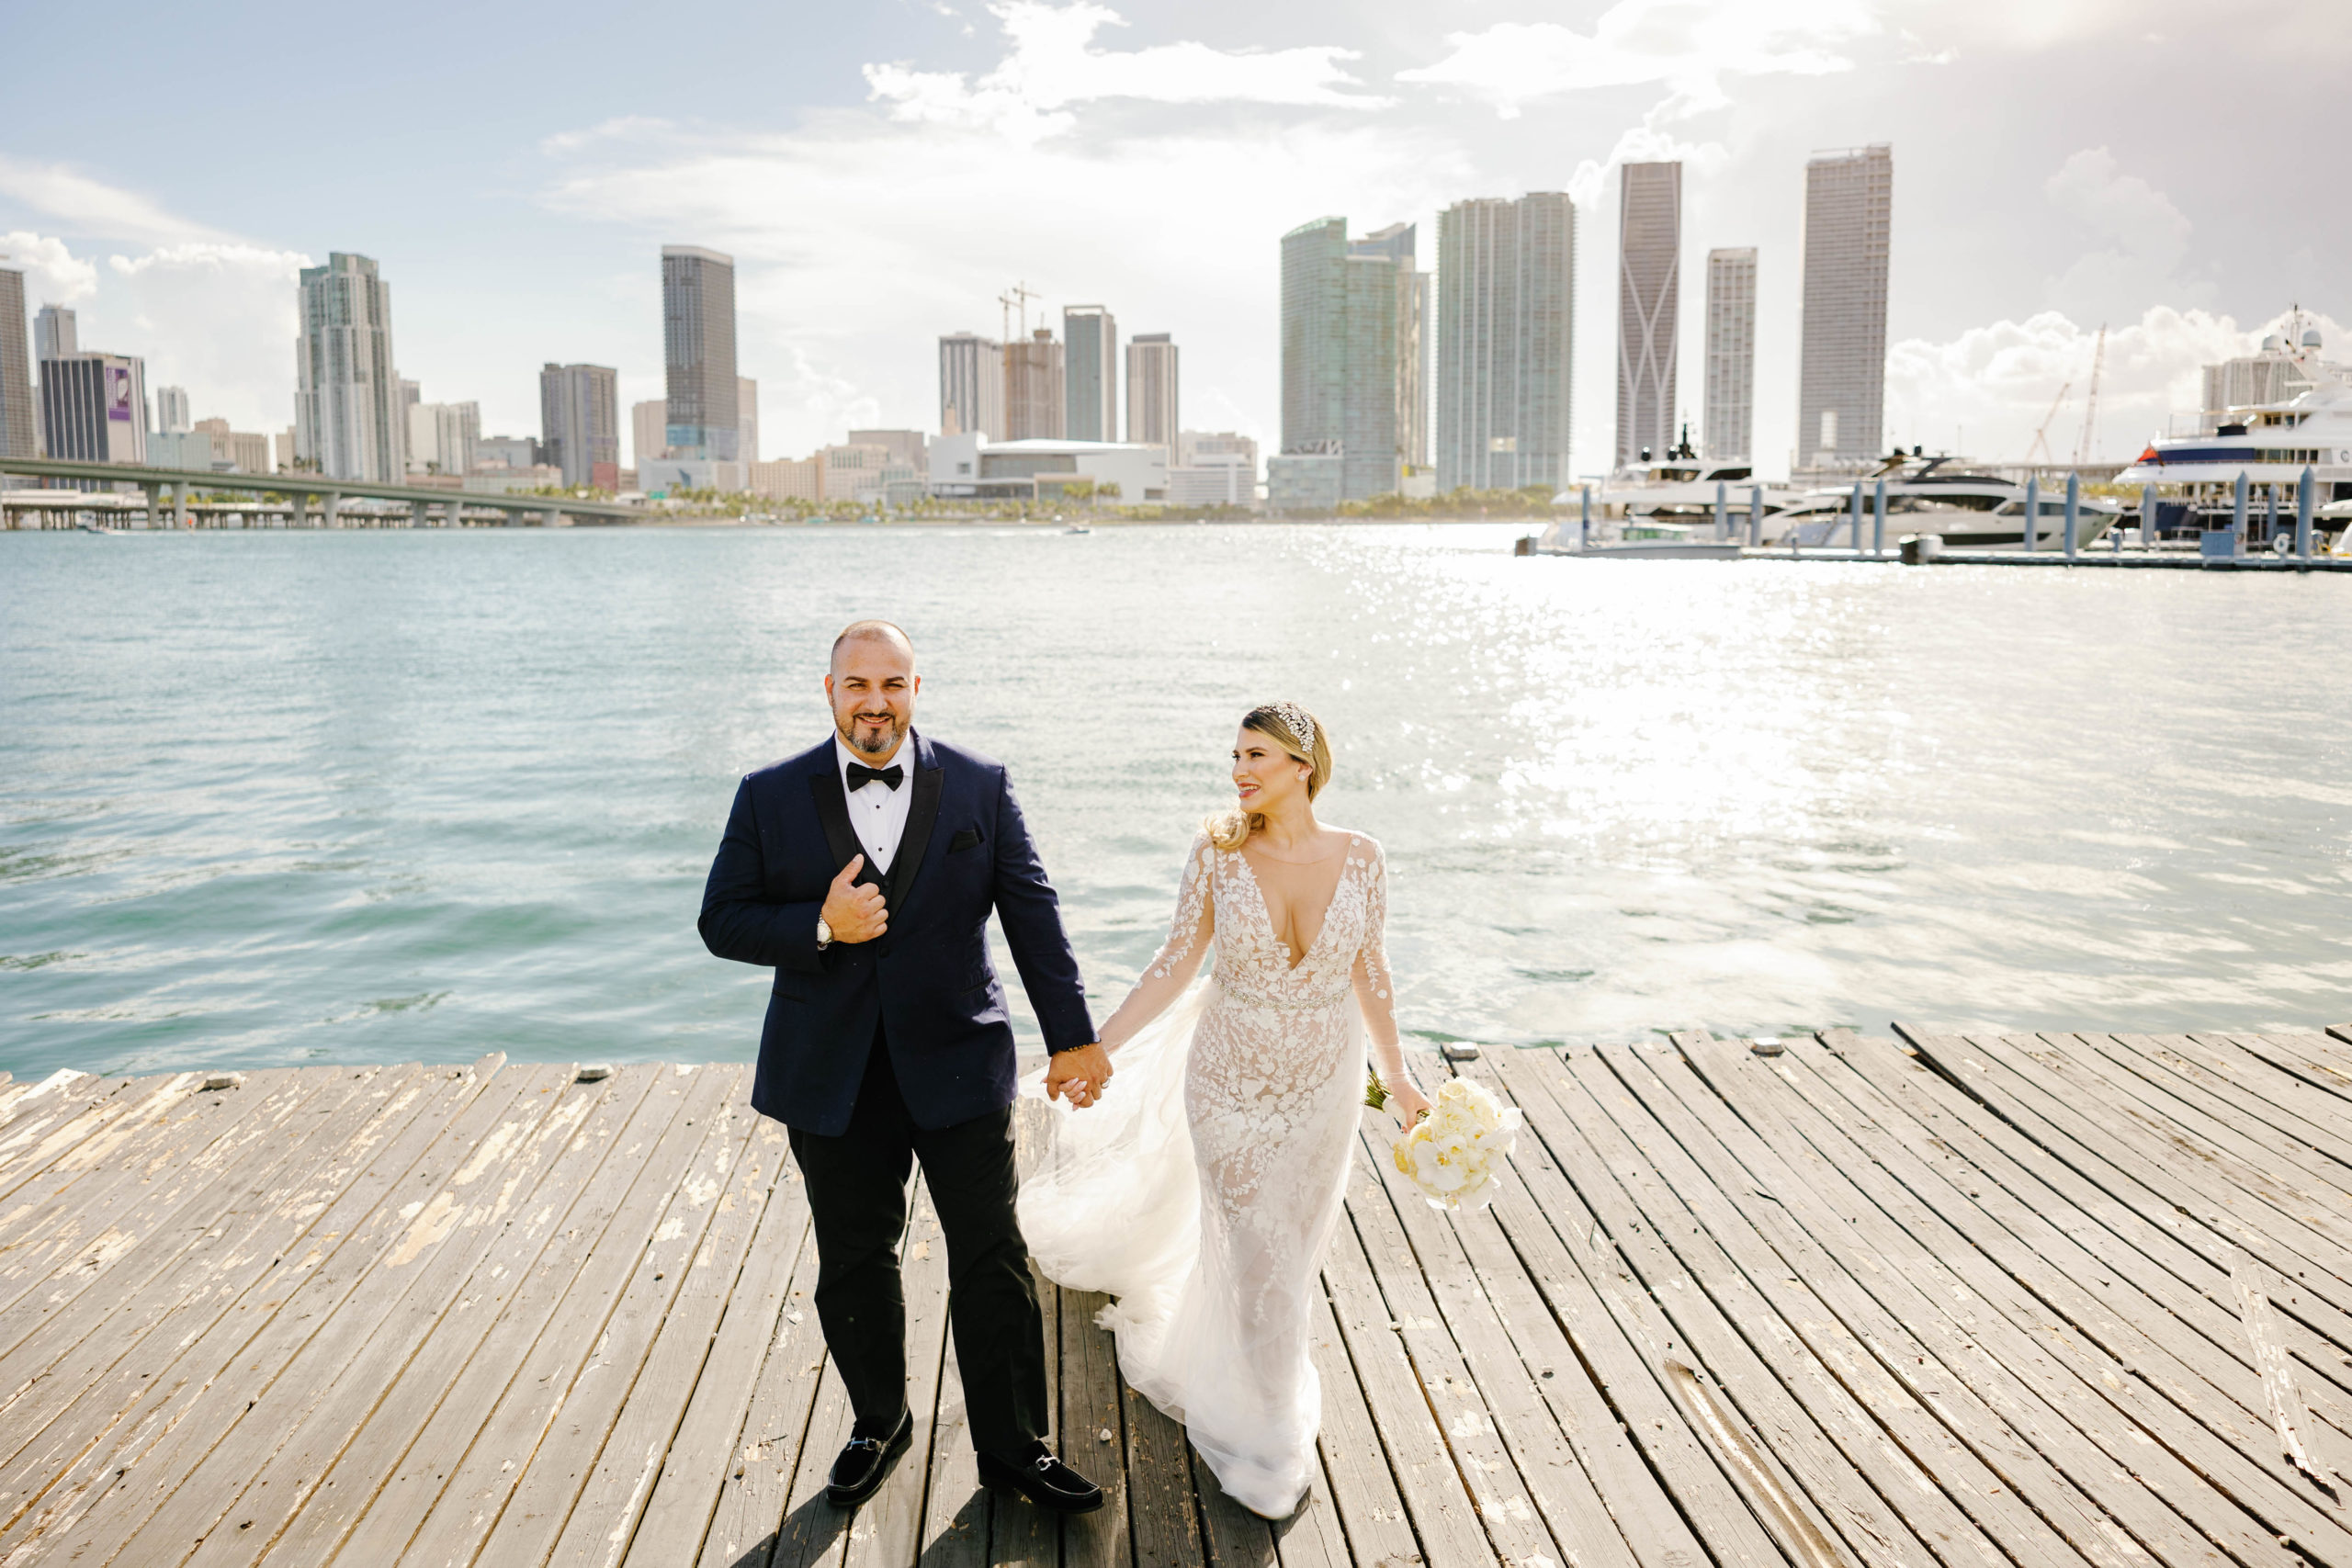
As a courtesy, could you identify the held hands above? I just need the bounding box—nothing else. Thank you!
[1046,1042,1114,1110]
[821,856,888,943]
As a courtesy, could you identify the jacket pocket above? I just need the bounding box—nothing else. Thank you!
[948,826,983,853]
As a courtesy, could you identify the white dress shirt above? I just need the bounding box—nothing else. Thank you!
[835,732,915,874]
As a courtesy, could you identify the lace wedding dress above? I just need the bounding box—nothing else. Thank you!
[1018,829,1408,1517]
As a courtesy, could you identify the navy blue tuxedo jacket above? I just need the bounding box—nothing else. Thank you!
[698,732,1096,1136]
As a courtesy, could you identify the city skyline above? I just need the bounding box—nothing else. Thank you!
[1,0,2344,475]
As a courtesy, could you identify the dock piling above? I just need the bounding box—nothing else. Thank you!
[2064,472,2079,560]
[1748,484,1762,547]
[1848,482,1863,550]
[2140,482,2157,546]
[2023,476,2039,553]
[2233,469,2248,552]
[1714,479,1727,541]
[1872,477,1887,557]
[2298,465,2315,561]
[1579,483,1591,550]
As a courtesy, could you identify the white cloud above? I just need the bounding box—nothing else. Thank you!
[538,117,677,156]
[864,1,1386,142]
[1883,306,2321,462]
[1399,0,1881,118]
[2041,146,2207,318]
[0,156,233,247]
[0,231,98,304]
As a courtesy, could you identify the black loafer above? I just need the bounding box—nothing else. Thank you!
[827,1410,912,1506]
[978,1444,1104,1514]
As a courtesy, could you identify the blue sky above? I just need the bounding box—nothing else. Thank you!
[4,0,2343,471]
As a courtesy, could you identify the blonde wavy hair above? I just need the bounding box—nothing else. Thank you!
[1207,704,1331,851]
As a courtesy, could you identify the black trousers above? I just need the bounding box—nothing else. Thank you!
[786,1033,1047,1460]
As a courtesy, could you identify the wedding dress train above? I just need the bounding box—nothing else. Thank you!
[1018,830,1408,1517]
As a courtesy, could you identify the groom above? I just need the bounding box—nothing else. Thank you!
[698,620,1114,1514]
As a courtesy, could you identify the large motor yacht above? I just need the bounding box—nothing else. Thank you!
[1549,430,1801,524]
[1770,454,2125,549]
[2115,330,2352,537]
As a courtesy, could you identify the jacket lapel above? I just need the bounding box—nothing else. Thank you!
[807,752,874,886]
[885,733,945,913]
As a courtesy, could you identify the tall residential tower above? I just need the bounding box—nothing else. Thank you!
[1615,162,1680,468]
[541,363,620,488]
[1796,145,1892,467]
[1279,216,1421,502]
[1063,305,1116,442]
[662,245,739,460]
[1433,193,1576,493]
[294,252,403,482]
[938,333,1004,436]
[0,269,33,459]
[1002,328,1064,440]
[1703,248,1757,460]
[1125,333,1178,448]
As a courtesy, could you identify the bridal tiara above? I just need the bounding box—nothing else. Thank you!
[1255,701,1318,759]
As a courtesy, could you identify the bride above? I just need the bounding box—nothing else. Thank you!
[1019,701,1430,1519]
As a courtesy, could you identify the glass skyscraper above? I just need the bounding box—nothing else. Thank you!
[1797,146,1892,468]
[1063,306,1116,442]
[1280,217,1417,502]
[0,268,33,459]
[1704,249,1758,460]
[662,245,739,461]
[295,253,403,482]
[1615,162,1680,469]
[540,363,621,489]
[1432,194,1576,494]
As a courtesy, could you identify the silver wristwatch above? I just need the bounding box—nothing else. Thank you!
[815,915,833,951]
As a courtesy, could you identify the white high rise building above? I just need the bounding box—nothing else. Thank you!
[1703,248,1757,460]
[1615,161,1680,468]
[632,399,667,467]
[33,304,75,366]
[155,384,191,434]
[1125,333,1178,448]
[1432,195,1576,493]
[1796,145,1892,468]
[406,400,481,477]
[937,333,1003,437]
[294,253,404,481]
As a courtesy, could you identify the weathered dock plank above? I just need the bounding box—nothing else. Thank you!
[4,1028,2348,1568]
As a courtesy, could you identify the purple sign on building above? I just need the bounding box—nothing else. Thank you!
[107,365,135,422]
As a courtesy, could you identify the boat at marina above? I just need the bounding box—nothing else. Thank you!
[2115,333,2352,541]
[1549,432,1801,525]
[1770,456,2126,549]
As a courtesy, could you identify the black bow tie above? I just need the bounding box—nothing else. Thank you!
[846,761,904,792]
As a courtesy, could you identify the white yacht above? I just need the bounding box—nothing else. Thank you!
[2115,331,2352,537]
[1770,455,2126,549]
[1550,434,1801,525]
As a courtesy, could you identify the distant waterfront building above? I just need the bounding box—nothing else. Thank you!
[1797,145,1892,467]
[33,304,75,366]
[848,429,928,470]
[1266,451,1343,513]
[476,434,538,470]
[1178,430,1258,471]
[739,376,759,466]
[155,385,191,434]
[1704,248,1758,459]
[39,352,147,466]
[193,417,271,474]
[0,268,33,459]
[1615,162,1680,469]
[274,427,295,472]
[1281,216,1414,502]
[1002,328,1064,441]
[295,252,404,482]
[632,400,667,467]
[938,333,1004,437]
[1433,193,1576,493]
[408,400,481,477]
[926,432,1166,504]
[749,457,822,502]
[1349,222,1430,471]
[1064,306,1116,443]
[541,363,620,489]
[2199,339,2332,423]
[662,245,739,460]
[1125,333,1178,448]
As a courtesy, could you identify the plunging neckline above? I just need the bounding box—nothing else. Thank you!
[1233,841,1355,973]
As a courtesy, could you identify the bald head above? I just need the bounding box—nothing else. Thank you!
[826,620,919,761]
[831,619,913,671]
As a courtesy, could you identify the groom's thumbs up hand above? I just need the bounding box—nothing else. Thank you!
[821,856,888,943]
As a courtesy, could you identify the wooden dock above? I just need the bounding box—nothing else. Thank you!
[3,1025,2351,1568]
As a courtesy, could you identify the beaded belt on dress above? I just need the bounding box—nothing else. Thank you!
[1216,984,1349,1012]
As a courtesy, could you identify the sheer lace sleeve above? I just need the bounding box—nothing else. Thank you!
[1351,842,1413,1094]
[1098,832,1217,1052]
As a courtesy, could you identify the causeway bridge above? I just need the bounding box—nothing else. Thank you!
[0,457,643,528]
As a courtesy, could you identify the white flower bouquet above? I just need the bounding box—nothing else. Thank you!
[1389,1077,1522,1211]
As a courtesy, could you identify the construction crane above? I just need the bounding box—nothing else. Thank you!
[997,281,1040,344]
[2073,324,2108,467]
[2024,380,2073,466]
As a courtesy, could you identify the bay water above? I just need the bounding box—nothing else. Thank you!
[4,522,2346,1078]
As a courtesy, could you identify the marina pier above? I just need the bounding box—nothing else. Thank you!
[5,1023,2351,1567]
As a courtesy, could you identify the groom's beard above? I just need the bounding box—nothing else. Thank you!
[838,711,907,757]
